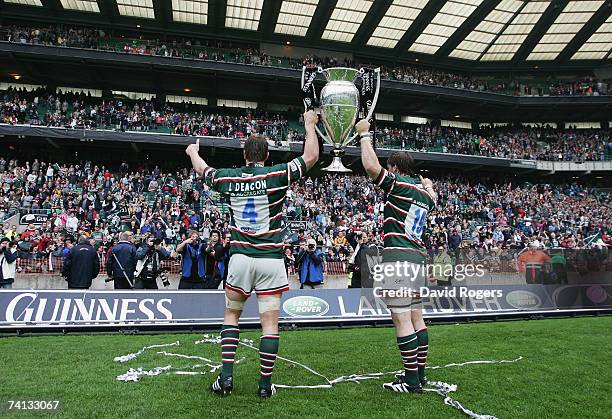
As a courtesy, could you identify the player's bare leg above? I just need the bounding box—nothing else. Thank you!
[211,289,246,396]
[257,294,282,399]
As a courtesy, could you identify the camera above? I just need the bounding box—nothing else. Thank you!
[159,268,170,287]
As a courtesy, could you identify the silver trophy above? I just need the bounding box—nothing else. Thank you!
[301,66,381,172]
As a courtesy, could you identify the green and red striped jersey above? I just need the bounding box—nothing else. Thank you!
[374,168,436,263]
[204,157,307,258]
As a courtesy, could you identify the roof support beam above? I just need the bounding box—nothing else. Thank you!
[99,0,117,23]
[436,0,500,57]
[209,0,227,35]
[305,0,337,42]
[259,0,282,37]
[351,0,393,48]
[556,2,612,62]
[40,0,61,17]
[394,0,445,52]
[153,0,171,29]
[512,0,568,62]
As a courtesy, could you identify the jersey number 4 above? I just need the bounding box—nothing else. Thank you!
[242,197,258,224]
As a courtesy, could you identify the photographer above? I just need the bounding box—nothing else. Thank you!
[348,232,378,288]
[283,246,295,276]
[107,231,137,289]
[134,236,172,289]
[176,230,207,289]
[294,238,324,289]
[219,232,232,286]
[203,229,225,289]
[0,237,18,289]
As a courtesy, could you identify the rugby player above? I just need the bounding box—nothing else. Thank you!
[357,118,437,393]
[186,110,319,398]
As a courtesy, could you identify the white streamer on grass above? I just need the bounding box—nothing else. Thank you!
[113,341,180,363]
[197,335,522,419]
[114,337,249,382]
[114,336,522,418]
[117,366,173,382]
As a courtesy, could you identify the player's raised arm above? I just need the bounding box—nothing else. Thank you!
[185,138,212,177]
[301,110,319,170]
[356,119,382,180]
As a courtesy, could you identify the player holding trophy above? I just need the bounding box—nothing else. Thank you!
[186,110,319,398]
[358,118,437,393]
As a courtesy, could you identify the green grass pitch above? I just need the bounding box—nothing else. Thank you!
[1,316,611,418]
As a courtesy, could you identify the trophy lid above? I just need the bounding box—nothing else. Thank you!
[322,67,360,83]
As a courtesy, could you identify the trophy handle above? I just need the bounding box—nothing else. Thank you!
[301,65,322,111]
[345,132,358,145]
[363,67,381,122]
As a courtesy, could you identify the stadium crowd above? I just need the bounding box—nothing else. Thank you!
[0,87,289,139]
[2,24,610,96]
[0,156,610,280]
[2,87,611,162]
[377,124,611,162]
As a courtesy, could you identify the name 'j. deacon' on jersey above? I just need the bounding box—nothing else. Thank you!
[204,157,307,259]
[374,168,436,263]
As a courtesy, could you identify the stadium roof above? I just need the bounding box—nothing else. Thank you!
[1,0,611,68]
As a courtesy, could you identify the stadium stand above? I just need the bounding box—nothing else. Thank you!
[2,88,611,161]
[1,157,609,279]
[2,23,610,96]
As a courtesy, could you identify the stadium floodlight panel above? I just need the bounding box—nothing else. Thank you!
[322,0,374,43]
[409,0,484,55]
[450,0,523,60]
[167,95,208,105]
[60,0,99,12]
[481,0,550,61]
[275,0,319,37]
[112,90,156,100]
[225,0,264,31]
[367,0,428,48]
[527,0,604,60]
[4,0,42,6]
[572,14,612,59]
[218,99,257,108]
[116,0,155,18]
[172,0,208,25]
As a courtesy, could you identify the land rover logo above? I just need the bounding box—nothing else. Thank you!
[282,296,329,317]
[506,290,541,310]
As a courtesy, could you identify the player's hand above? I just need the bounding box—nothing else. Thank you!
[186,139,200,156]
[303,110,318,128]
[419,175,434,189]
[355,119,370,135]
